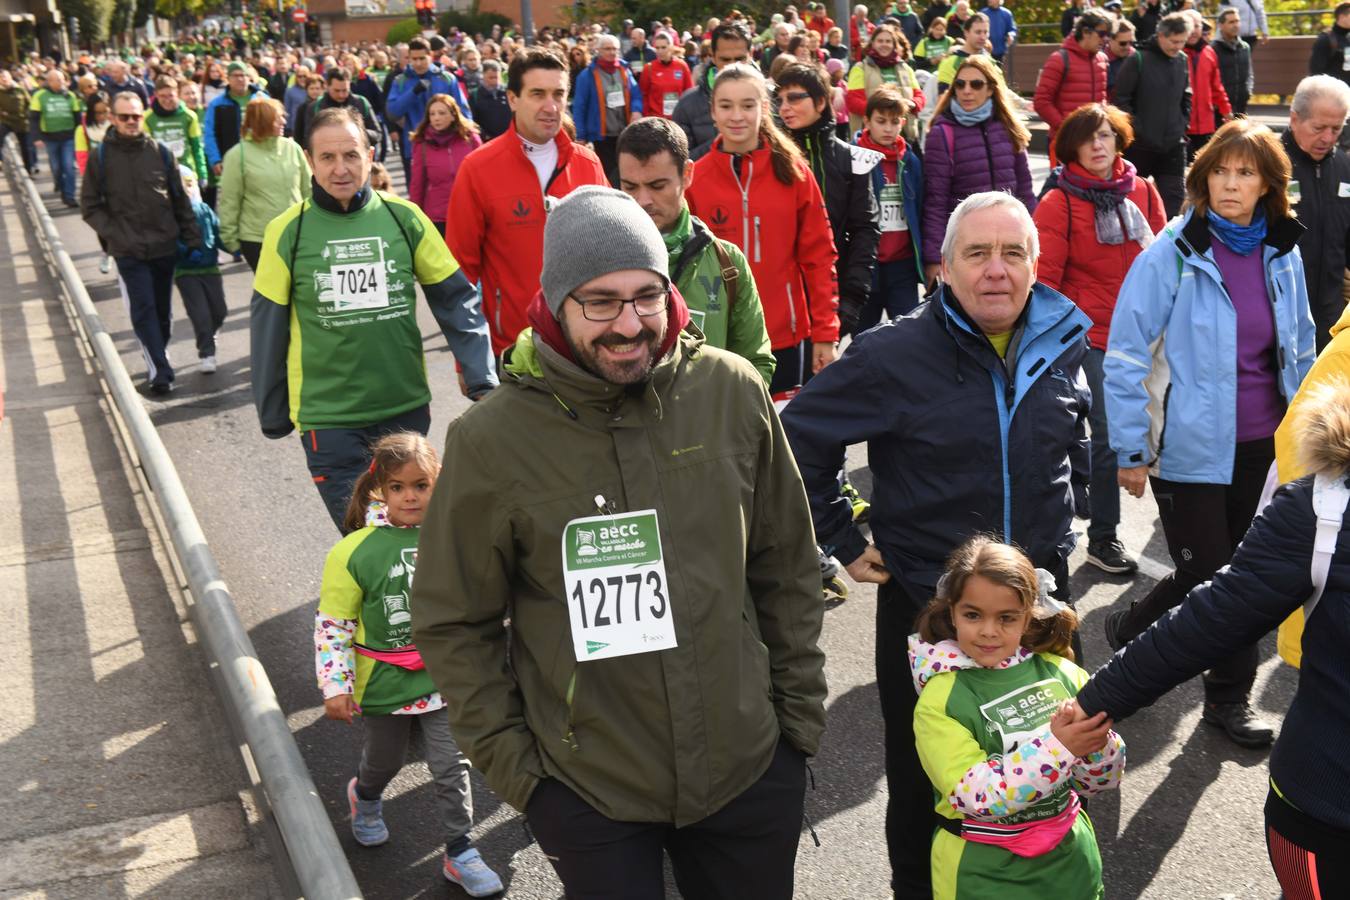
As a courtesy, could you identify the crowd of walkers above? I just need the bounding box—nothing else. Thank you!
[7,1,1350,897]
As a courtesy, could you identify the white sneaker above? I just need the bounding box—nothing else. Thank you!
[99,255,111,274]
[200,355,218,374]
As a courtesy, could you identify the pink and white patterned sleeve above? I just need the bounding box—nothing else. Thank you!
[1071,729,1126,795]
[948,726,1077,820]
[314,610,357,699]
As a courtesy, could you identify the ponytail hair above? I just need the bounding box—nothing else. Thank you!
[341,432,441,533]
[710,62,807,186]
[914,535,1079,661]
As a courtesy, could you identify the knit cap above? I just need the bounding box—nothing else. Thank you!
[540,186,669,317]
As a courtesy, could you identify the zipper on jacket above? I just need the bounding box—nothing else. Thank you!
[563,669,581,751]
[787,281,798,333]
[494,288,502,333]
[754,216,762,263]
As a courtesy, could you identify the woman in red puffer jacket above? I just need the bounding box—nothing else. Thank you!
[1033,102,1165,575]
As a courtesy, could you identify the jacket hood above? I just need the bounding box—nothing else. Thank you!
[505,288,695,390]
[1060,35,1095,58]
[1333,302,1350,339]
[1292,376,1350,479]
[908,634,1032,694]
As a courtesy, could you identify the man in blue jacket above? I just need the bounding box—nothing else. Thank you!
[571,33,642,185]
[203,62,267,181]
[781,191,1091,900]
[385,36,472,185]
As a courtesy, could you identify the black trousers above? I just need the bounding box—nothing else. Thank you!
[298,403,431,532]
[1114,436,1273,704]
[1125,142,1186,219]
[1265,788,1350,900]
[526,738,807,900]
[593,136,620,187]
[769,338,813,398]
[239,240,263,272]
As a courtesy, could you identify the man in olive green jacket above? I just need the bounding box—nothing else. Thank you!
[411,187,826,898]
[617,117,776,385]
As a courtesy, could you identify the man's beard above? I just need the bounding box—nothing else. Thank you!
[561,317,665,386]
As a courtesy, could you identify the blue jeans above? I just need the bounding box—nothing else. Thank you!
[858,258,921,333]
[1082,346,1120,543]
[116,255,177,388]
[44,136,75,201]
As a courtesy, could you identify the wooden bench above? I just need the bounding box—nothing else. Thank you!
[1002,35,1318,98]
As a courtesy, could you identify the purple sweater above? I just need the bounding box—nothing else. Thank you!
[410,129,481,225]
[1212,238,1285,442]
[920,111,1037,265]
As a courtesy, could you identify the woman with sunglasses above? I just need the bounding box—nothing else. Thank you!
[775,64,879,341]
[687,62,840,401]
[920,54,1034,287]
[1033,103,1165,576]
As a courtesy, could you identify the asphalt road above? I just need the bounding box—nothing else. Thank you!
[37,153,1288,900]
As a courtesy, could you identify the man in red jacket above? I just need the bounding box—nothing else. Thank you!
[1033,9,1111,165]
[1183,9,1232,161]
[447,47,608,355]
[638,31,692,120]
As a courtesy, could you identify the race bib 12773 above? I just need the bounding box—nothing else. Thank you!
[560,509,677,662]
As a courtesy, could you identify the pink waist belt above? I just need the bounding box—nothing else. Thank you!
[354,643,426,671]
[940,790,1081,858]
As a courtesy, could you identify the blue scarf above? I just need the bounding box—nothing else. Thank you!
[951,98,993,127]
[1207,206,1267,256]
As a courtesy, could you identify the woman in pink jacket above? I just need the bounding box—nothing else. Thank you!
[410,93,481,239]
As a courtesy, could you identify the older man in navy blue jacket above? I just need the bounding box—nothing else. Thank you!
[781,191,1092,900]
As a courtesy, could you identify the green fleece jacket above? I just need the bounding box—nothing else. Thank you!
[216,135,311,250]
[411,325,827,825]
[665,208,776,385]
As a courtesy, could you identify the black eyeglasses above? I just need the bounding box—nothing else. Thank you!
[952,78,987,91]
[1095,29,1111,37]
[570,290,669,322]
[113,113,141,122]
[774,90,812,106]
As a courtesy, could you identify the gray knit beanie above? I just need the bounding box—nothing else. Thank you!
[540,186,669,317]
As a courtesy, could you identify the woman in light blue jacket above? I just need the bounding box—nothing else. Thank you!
[1101,119,1314,750]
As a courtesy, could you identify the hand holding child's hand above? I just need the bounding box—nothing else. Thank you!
[1050,700,1112,757]
[324,694,358,724]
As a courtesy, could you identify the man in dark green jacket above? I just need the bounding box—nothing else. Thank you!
[411,186,826,899]
[293,66,381,151]
[616,116,775,384]
[0,68,35,174]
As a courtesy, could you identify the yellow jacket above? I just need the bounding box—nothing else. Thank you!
[1272,302,1350,666]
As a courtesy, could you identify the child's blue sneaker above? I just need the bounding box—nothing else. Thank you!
[345,777,389,847]
[442,846,503,897]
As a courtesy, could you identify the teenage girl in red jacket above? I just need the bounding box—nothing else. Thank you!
[686,62,841,399]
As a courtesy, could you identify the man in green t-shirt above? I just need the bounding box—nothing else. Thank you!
[29,68,81,205]
[143,74,208,186]
[249,107,497,530]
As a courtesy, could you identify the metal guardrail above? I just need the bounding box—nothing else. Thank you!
[3,135,363,900]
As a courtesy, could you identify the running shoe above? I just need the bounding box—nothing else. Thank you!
[346,777,389,847]
[443,846,503,896]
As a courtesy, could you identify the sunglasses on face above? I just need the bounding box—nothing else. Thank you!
[113,113,140,122]
[774,90,812,105]
[1095,29,1110,37]
[952,78,986,91]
